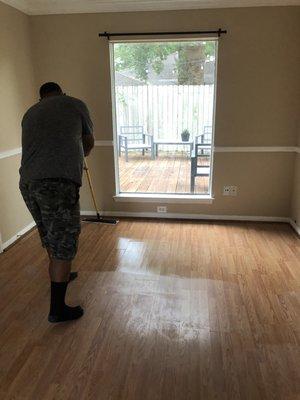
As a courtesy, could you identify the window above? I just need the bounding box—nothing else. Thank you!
[110,39,217,198]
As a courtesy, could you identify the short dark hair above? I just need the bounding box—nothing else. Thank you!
[39,82,62,98]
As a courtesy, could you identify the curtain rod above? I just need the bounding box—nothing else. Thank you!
[99,29,227,40]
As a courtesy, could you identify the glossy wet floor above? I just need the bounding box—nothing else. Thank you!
[0,219,299,399]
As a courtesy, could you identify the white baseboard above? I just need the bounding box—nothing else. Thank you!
[0,221,36,252]
[83,210,300,235]
[289,219,300,236]
[81,210,290,223]
[0,212,297,254]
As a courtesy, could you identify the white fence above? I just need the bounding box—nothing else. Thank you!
[115,84,214,142]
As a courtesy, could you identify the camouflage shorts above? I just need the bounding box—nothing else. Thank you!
[20,179,81,261]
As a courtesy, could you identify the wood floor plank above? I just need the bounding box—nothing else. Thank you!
[0,219,299,399]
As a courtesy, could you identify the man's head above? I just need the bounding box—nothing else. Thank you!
[39,82,63,99]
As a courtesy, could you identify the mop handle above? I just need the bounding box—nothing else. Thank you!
[84,159,101,216]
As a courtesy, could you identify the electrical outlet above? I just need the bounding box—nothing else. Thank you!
[230,186,237,196]
[223,186,231,196]
[157,206,167,213]
[223,186,238,196]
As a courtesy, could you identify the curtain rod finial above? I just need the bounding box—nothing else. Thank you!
[99,31,110,39]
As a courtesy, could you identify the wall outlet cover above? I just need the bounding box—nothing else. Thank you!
[230,186,237,196]
[223,186,231,196]
[157,206,167,213]
[223,186,238,196]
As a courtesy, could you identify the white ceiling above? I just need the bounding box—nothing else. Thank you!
[2,0,300,15]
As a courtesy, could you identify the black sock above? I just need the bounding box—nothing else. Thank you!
[50,281,68,316]
[49,281,84,322]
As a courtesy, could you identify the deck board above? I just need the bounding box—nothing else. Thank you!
[119,152,209,194]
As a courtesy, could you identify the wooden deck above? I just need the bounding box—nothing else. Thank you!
[119,152,209,194]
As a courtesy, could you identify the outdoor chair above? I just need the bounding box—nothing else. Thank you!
[194,126,212,157]
[190,127,212,192]
[118,126,154,162]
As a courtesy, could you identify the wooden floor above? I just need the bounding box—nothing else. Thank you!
[0,220,299,400]
[119,152,209,193]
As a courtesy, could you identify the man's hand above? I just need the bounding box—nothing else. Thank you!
[83,135,94,157]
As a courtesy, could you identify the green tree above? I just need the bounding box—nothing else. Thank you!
[114,41,215,84]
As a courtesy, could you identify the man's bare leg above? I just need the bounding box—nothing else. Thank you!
[46,247,52,260]
[46,247,77,282]
[49,259,72,282]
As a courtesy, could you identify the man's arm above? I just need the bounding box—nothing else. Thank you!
[78,100,94,156]
[83,134,94,156]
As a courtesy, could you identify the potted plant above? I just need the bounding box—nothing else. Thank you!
[181,129,190,142]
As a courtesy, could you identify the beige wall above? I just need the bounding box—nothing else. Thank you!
[1,4,299,247]
[30,6,300,218]
[0,1,35,244]
[80,149,295,217]
[30,7,300,146]
[0,155,33,242]
[0,1,36,151]
[291,154,300,227]
[291,128,300,227]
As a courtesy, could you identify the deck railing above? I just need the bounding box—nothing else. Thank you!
[115,84,214,147]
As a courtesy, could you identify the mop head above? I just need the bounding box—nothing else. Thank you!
[82,213,119,225]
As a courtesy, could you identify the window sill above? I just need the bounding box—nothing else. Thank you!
[113,194,214,204]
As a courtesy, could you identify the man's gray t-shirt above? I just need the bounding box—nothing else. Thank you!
[20,95,93,186]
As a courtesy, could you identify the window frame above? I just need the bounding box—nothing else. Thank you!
[109,37,219,202]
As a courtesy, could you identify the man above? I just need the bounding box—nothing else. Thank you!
[19,82,94,323]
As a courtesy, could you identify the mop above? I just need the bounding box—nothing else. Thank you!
[82,159,119,225]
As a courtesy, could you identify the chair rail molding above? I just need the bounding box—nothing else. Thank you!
[0,147,22,160]
[214,146,299,153]
[95,140,114,146]
[1,145,298,158]
[95,142,300,153]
